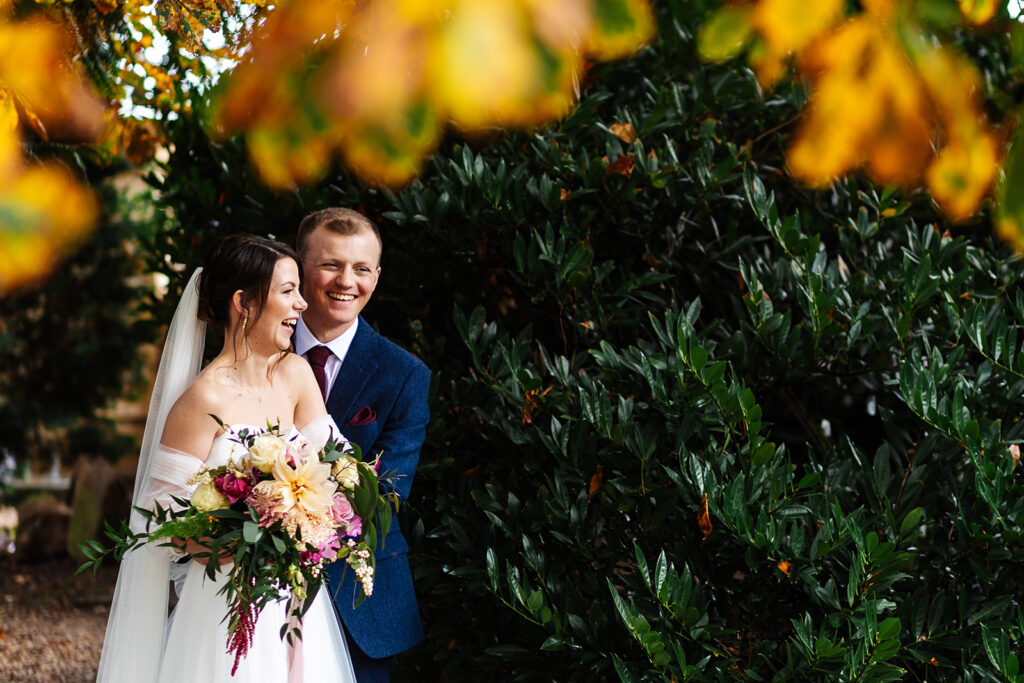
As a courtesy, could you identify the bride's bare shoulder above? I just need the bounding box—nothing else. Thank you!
[279,352,316,382]
[160,376,225,458]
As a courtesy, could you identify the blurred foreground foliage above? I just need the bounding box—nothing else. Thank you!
[0,177,153,464]
[142,3,1024,680]
[3,0,1024,296]
[0,0,653,292]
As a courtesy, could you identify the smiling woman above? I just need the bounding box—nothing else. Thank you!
[96,233,356,682]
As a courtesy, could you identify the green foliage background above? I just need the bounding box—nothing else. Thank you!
[30,0,1024,680]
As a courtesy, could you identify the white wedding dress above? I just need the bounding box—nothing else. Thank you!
[154,421,355,683]
[97,270,355,683]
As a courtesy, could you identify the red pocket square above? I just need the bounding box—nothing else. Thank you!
[347,406,377,426]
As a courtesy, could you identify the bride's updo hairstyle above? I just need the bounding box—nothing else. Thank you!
[197,233,300,338]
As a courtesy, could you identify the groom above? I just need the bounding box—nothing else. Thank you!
[293,207,428,682]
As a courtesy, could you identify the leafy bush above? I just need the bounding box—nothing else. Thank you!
[149,3,1023,681]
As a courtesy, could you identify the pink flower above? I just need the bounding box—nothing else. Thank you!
[344,515,362,538]
[215,471,254,503]
[331,494,355,525]
[330,494,362,538]
[300,536,342,565]
[247,486,284,527]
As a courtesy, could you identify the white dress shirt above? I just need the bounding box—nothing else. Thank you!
[294,316,358,398]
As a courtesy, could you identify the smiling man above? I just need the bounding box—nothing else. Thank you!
[294,207,429,683]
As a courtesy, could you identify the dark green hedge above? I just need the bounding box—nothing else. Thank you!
[147,2,1024,681]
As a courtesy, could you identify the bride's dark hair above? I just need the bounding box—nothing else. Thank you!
[197,233,301,336]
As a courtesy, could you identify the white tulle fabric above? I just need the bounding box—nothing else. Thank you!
[96,268,207,683]
[96,269,354,682]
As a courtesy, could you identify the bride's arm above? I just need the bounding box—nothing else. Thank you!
[140,387,231,565]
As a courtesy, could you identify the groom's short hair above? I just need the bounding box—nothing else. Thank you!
[296,207,382,260]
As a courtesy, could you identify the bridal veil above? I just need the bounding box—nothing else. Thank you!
[95,268,206,682]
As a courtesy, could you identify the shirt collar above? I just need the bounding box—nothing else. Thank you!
[294,316,359,363]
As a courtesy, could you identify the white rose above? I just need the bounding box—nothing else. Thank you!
[331,455,361,489]
[249,434,288,473]
[287,436,315,464]
[191,482,230,512]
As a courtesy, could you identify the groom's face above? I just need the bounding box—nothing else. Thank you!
[300,225,381,342]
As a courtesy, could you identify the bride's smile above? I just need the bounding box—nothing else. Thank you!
[247,257,307,354]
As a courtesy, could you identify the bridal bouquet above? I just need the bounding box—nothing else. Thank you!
[80,418,396,674]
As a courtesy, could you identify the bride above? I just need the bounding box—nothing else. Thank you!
[96,234,356,682]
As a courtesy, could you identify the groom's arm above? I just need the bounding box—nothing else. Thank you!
[370,360,430,502]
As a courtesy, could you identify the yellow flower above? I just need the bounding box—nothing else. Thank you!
[266,454,337,519]
[191,482,230,513]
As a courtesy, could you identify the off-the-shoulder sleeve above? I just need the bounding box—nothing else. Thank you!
[131,444,203,538]
[300,414,353,453]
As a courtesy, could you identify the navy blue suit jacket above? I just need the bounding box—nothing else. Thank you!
[324,317,428,659]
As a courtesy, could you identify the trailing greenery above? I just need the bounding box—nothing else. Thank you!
[141,2,1024,681]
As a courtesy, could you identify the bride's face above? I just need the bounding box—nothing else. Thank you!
[250,257,306,352]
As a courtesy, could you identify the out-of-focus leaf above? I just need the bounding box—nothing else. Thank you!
[997,127,1024,251]
[583,0,656,60]
[697,7,753,63]
[958,0,999,24]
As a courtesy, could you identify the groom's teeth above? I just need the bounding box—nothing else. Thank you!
[327,293,355,301]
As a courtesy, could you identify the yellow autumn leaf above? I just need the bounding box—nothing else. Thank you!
[318,2,428,125]
[861,0,898,18]
[609,121,636,143]
[339,102,441,187]
[996,128,1024,251]
[247,122,334,190]
[914,46,987,145]
[525,0,592,52]
[215,0,357,132]
[958,0,999,24]
[0,88,17,133]
[428,0,553,129]
[747,38,788,89]
[582,0,655,61]
[0,229,58,292]
[0,123,19,183]
[0,163,97,292]
[753,0,842,56]
[0,18,105,142]
[927,131,998,222]
[697,6,753,63]
[211,0,652,188]
[788,16,933,187]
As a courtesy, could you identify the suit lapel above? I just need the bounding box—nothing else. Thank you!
[326,317,379,422]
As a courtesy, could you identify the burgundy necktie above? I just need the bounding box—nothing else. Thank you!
[306,345,332,400]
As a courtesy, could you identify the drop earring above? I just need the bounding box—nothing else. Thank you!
[242,309,248,334]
